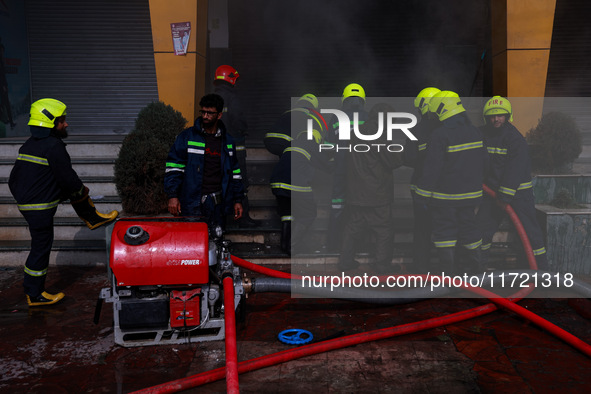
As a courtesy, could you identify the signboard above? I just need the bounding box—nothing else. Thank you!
[171,22,191,56]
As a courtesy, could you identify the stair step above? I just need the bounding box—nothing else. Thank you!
[0,196,122,218]
[0,135,123,159]
[0,176,118,197]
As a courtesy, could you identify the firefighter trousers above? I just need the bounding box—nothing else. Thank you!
[340,204,394,268]
[431,205,482,273]
[20,207,57,297]
[412,197,433,273]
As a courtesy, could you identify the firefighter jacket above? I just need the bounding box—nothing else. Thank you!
[264,107,327,157]
[415,114,486,207]
[480,121,533,203]
[214,82,248,146]
[164,118,245,216]
[9,129,84,211]
[269,133,332,199]
[403,116,440,197]
[344,117,403,206]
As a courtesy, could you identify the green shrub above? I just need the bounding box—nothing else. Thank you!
[114,101,187,215]
[526,111,582,174]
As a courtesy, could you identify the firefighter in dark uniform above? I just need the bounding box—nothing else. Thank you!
[415,91,486,274]
[269,97,330,254]
[403,87,441,273]
[338,103,403,273]
[325,83,368,252]
[9,98,119,306]
[477,96,549,270]
[213,65,259,227]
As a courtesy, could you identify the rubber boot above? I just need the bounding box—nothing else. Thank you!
[71,194,118,230]
[464,247,484,274]
[436,247,455,275]
[27,291,65,307]
[280,220,291,255]
[239,196,261,228]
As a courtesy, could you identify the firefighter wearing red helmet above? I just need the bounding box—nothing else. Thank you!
[477,96,549,271]
[213,65,259,227]
[415,91,487,274]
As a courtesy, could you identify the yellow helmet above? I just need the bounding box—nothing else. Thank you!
[298,93,319,109]
[428,90,465,121]
[414,87,441,115]
[483,96,513,122]
[342,83,366,102]
[28,98,67,128]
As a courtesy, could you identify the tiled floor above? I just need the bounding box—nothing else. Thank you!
[1,264,590,393]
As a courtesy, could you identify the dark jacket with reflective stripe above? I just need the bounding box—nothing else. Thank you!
[164,117,244,216]
[415,114,486,207]
[9,131,83,210]
[480,122,533,203]
[264,107,327,157]
[403,116,440,196]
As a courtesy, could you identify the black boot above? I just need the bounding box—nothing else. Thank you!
[280,221,291,255]
[239,197,261,228]
[464,247,484,274]
[436,247,455,275]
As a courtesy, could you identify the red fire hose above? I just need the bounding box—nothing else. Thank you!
[482,184,537,269]
[222,275,240,394]
[132,185,590,393]
[131,287,533,394]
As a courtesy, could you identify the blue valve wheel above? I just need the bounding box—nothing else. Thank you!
[278,329,313,345]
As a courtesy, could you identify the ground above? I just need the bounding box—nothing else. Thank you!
[0,264,590,393]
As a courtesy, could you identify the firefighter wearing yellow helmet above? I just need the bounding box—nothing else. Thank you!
[8,99,118,307]
[477,96,549,270]
[403,87,441,273]
[415,90,486,274]
[325,83,370,262]
[268,93,330,254]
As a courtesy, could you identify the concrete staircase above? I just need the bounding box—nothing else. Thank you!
[0,136,287,267]
[0,136,520,269]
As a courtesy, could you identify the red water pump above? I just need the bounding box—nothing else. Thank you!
[98,217,244,347]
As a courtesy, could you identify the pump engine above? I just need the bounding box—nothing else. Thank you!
[98,218,244,347]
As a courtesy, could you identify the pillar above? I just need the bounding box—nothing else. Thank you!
[490,0,556,134]
[148,0,208,124]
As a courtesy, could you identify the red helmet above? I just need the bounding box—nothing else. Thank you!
[214,65,239,85]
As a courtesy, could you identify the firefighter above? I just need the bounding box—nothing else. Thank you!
[263,93,326,157]
[8,98,119,306]
[164,93,245,231]
[269,98,331,255]
[338,103,403,273]
[325,83,368,252]
[213,65,259,227]
[415,91,486,274]
[403,87,441,273]
[477,96,549,270]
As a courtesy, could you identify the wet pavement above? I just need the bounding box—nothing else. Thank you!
[1,263,591,393]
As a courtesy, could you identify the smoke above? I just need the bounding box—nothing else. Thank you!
[228,0,490,136]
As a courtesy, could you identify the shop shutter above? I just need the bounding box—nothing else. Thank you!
[25,0,158,135]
